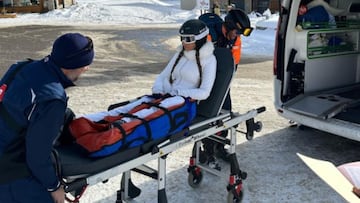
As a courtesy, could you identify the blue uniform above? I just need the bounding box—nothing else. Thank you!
[0,57,74,202]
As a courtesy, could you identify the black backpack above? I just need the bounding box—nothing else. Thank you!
[199,13,224,43]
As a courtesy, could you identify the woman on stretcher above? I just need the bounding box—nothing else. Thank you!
[70,19,217,156]
[84,19,216,121]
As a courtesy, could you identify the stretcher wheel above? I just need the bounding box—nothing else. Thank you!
[187,168,203,188]
[245,119,254,140]
[255,121,262,132]
[227,188,243,203]
[245,120,263,140]
[245,131,253,140]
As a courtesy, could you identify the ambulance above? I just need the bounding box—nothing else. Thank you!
[274,0,360,141]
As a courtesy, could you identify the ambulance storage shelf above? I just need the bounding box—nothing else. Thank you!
[305,21,360,59]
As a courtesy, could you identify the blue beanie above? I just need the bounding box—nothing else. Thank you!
[50,33,94,69]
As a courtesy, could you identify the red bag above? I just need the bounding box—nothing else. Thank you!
[69,117,122,152]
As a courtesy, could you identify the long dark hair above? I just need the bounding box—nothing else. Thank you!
[169,47,203,88]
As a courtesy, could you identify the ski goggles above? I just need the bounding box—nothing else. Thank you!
[180,28,209,44]
[226,21,253,36]
[66,36,94,59]
[180,35,196,44]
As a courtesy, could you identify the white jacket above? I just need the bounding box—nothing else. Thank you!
[152,41,217,100]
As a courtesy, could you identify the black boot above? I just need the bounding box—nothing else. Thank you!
[207,155,221,171]
[214,131,231,162]
[215,144,230,162]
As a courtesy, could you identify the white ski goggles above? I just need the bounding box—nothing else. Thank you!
[180,35,196,44]
[180,28,209,44]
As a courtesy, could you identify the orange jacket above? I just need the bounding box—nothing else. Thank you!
[232,36,241,65]
[207,32,242,65]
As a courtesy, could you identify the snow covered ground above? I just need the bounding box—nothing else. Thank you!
[0,0,278,58]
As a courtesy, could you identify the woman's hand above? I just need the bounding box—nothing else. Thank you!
[169,89,179,96]
[151,93,164,99]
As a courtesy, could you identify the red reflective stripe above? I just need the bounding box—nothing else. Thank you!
[0,84,8,102]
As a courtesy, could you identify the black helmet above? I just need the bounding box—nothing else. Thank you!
[179,19,209,50]
[224,9,253,36]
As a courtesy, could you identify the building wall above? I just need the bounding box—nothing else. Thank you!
[53,0,73,9]
[63,0,74,8]
[244,0,252,13]
[269,0,280,13]
[209,0,279,14]
[45,0,55,10]
[3,0,74,13]
[252,0,280,13]
[229,0,245,9]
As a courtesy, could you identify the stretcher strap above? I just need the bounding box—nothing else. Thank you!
[107,100,130,111]
[173,111,189,130]
[111,120,127,140]
[119,113,152,147]
[142,102,176,131]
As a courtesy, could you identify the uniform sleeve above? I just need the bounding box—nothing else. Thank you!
[26,99,66,191]
[177,55,217,100]
[152,53,179,94]
[231,36,242,65]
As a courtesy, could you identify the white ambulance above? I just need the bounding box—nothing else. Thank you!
[274,0,360,141]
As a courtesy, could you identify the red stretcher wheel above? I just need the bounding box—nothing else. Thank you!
[227,188,243,203]
[187,167,203,188]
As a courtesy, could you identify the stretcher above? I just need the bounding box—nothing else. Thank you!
[52,48,266,203]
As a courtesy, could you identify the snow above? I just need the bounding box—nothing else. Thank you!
[0,0,279,58]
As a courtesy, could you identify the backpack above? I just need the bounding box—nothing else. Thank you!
[199,13,223,43]
[297,5,330,29]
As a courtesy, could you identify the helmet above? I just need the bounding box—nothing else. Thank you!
[179,19,209,49]
[224,9,253,36]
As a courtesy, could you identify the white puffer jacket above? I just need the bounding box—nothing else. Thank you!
[152,41,217,100]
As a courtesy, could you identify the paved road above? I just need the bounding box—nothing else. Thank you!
[1,25,360,203]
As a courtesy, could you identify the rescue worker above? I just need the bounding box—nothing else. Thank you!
[0,33,95,203]
[201,9,253,168]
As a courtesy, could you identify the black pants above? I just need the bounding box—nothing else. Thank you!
[203,90,231,157]
[202,64,236,158]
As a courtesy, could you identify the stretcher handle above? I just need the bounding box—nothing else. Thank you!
[256,106,266,114]
[64,179,87,193]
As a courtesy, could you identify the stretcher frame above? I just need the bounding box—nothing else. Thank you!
[119,107,265,203]
[54,48,266,203]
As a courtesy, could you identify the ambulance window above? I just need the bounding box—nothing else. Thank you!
[350,3,360,12]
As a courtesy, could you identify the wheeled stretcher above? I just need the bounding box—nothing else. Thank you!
[52,48,266,203]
